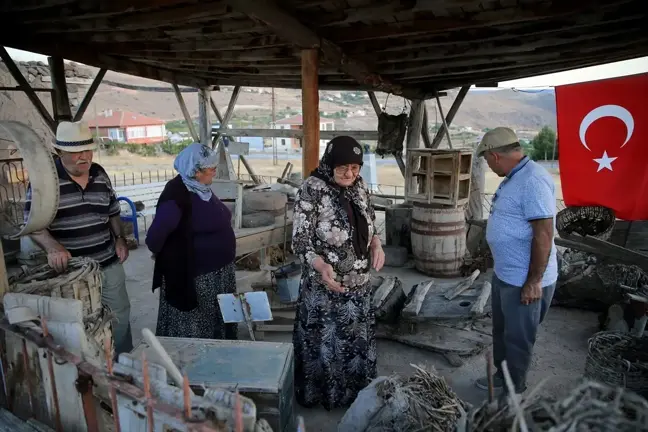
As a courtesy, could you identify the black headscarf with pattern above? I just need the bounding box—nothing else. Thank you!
[311,136,370,258]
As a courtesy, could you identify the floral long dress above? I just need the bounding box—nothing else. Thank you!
[291,175,377,410]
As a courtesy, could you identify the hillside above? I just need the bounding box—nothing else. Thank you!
[1,62,557,145]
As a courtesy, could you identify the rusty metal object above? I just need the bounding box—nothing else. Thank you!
[142,352,155,432]
[41,318,63,432]
[104,338,121,432]
[0,319,225,431]
[76,374,99,432]
[20,339,34,416]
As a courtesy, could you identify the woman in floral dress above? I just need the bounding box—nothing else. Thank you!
[291,135,386,410]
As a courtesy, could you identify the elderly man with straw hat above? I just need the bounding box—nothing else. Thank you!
[25,121,132,355]
[473,127,557,395]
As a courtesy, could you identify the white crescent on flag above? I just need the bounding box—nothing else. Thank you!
[579,104,634,151]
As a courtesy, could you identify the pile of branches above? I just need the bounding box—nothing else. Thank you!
[463,380,648,432]
[373,364,465,431]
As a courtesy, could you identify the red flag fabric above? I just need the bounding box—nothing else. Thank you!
[556,73,648,220]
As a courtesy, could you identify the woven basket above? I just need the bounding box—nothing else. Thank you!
[556,206,616,240]
[584,331,648,397]
[9,257,113,360]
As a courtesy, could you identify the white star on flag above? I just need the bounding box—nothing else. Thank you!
[593,151,617,172]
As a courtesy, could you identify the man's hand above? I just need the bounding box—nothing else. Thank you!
[47,245,72,273]
[115,237,129,263]
[521,281,543,305]
[371,243,385,272]
[312,256,345,293]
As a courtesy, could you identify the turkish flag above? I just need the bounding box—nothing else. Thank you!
[556,73,648,220]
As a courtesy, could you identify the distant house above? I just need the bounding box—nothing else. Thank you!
[88,110,166,145]
[272,115,334,152]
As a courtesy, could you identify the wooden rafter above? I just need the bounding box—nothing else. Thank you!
[172,83,199,142]
[74,68,107,122]
[223,0,433,100]
[431,86,470,149]
[48,56,72,121]
[0,46,55,132]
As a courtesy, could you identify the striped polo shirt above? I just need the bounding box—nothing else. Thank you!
[25,159,121,267]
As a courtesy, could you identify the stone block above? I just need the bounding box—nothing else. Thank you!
[382,245,408,267]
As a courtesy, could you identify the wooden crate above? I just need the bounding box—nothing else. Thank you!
[405,149,473,207]
[131,337,295,432]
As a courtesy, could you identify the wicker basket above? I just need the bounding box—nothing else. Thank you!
[556,206,616,240]
[584,331,648,397]
[9,257,113,360]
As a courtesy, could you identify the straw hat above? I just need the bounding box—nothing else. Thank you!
[476,127,519,156]
[53,121,97,152]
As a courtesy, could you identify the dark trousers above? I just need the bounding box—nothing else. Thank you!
[491,274,556,392]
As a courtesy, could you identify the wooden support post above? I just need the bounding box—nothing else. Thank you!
[209,96,225,124]
[421,105,432,148]
[213,86,241,144]
[198,87,211,146]
[239,155,261,185]
[301,49,319,179]
[404,99,425,192]
[367,91,381,116]
[435,93,453,149]
[431,86,470,149]
[47,56,72,122]
[0,47,56,132]
[73,69,106,122]
[172,83,199,142]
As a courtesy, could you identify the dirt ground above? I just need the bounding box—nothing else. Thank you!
[123,239,594,431]
[99,151,564,199]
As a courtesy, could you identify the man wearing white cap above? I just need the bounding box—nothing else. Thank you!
[473,127,557,395]
[25,121,132,355]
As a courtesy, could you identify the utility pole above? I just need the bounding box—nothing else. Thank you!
[271,88,278,165]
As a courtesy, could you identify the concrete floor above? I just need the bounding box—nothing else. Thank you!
[122,245,599,432]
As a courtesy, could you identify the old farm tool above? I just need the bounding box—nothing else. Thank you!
[218,291,273,341]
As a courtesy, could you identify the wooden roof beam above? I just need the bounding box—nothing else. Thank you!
[223,0,433,100]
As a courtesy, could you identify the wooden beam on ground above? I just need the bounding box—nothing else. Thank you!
[421,105,432,148]
[0,47,55,132]
[431,86,470,149]
[367,91,382,116]
[220,128,378,140]
[172,83,199,142]
[47,56,72,122]
[301,48,319,179]
[73,68,106,122]
[224,0,432,100]
[198,87,211,146]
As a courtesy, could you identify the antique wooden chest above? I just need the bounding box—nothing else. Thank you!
[131,337,295,432]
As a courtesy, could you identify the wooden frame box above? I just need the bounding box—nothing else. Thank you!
[404,149,473,207]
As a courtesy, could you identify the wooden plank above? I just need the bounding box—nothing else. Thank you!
[435,92,453,149]
[223,0,433,100]
[367,91,381,116]
[471,281,492,316]
[405,99,425,195]
[234,183,243,230]
[39,76,94,85]
[0,86,53,92]
[0,47,55,132]
[172,83,199,142]
[402,280,433,318]
[445,270,480,300]
[421,104,432,148]
[209,96,225,124]
[73,68,106,122]
[301,48,320,178]
[431,86,470,149]
[236,222,293,257]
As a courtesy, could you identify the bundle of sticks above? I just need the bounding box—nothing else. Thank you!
[465,379,648,432]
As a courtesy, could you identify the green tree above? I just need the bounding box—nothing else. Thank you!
[529,126,557,160]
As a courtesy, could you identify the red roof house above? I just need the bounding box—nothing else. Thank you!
[87,110,166,145]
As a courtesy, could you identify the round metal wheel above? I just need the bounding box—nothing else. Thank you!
[0,121,59,237]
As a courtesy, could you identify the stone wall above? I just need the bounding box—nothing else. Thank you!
[0,60,95,146]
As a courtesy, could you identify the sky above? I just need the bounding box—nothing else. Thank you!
[5,47,648,88]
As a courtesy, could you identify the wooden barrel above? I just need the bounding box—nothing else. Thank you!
[411,202,466,277]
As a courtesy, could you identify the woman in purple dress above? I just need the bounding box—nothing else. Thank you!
[146,143,237,339]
